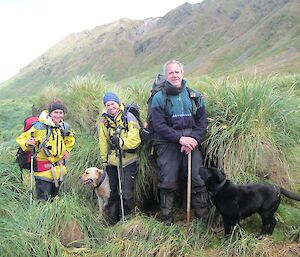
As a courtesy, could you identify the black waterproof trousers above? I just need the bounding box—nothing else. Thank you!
[106,162,137,225]
[155,143,209,224]
[35,178,60,201]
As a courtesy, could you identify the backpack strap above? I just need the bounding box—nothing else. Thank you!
[36,125,52,156]
[186,86,201,115]
[121,110,129,132]
[60,122,70,137]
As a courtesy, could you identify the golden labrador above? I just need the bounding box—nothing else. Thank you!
[81,167,111,216]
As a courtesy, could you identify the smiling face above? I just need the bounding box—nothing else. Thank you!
[105,100,120,116]
[165,62,184,88]
[50,109,64,124]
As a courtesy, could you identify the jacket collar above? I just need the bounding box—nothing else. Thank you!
[39,110,61,127]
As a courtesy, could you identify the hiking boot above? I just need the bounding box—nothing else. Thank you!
[160,190,175,226]
[192,187,210,224]
[106,198,120,225]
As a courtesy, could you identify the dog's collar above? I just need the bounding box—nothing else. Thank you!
[212,178,227,195]
[94,170,107,189]
[273,184,280,197]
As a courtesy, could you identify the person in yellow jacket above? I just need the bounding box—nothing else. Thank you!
[99,92,141,225]
[16,99,75,201]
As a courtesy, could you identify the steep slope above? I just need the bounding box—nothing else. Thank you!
[1,0,299,99]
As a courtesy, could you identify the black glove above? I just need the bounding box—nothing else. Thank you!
[110,134,120,149]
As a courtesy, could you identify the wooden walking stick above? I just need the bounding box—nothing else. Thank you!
[187,151,192,224]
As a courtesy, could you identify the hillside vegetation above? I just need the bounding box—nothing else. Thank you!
[0,0,299,99]
[0,73,300,256]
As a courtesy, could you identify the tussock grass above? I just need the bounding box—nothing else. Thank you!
[274,74,300,96]
[64,75,112,135]
[35,84,61,109]
[134,145,158,206]
[204,77,300,186]
[219,226,273,257]
[289,226,300,243]
[0,190,108,257]
[67,132,102,174]
[0,150,28,216]
[0,73,300,256]
[98,214,214,257]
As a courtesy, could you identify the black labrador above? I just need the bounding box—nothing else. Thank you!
[204,167,300,235]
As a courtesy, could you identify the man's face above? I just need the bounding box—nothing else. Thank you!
[165,63,183,88]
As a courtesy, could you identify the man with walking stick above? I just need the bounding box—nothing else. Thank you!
[150,60,209,225]
[99,93,141,225]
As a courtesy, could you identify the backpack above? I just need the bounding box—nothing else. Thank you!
[122,103,148,148]
[144,74,201,149]
[122,103,143,131]
[16,116,39,171]
[16,116,52,176]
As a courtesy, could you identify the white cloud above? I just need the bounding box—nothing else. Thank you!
[0,0,201,83]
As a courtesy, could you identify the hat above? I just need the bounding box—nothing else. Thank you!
[103,92,120,105]
[48,101,66,113]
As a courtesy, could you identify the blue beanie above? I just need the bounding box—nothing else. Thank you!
[103,92,120,105]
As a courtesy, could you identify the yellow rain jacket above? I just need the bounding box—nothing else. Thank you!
[99,105,141,167]
[16,110,75,182]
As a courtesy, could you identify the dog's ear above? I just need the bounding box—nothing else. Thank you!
[210,167,226,182]
[80,169,87,178]
[217,169,226,182]
[96,168,103,175]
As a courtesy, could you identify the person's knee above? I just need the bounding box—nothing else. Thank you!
[35,180,52,200]
[123,189,133,201]
[159,177,177,191]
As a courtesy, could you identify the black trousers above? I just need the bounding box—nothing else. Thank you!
[155,143,206,191]
[35,178,60,201]
[106,162,137,224]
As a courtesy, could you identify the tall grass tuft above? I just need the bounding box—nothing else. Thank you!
[98,214,213,256]
[274,74,300,96]
[0,150,29,216]
[219,225,273,257]
[0,191,110,257]
[63,74,114,135]
[67,132,102,174]
[34,84,61,109]
[134,146,159,206]
[204,77,300,185]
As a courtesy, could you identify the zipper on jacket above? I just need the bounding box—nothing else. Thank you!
[54,128,59,157]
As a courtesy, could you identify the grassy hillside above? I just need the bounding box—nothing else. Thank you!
[1,0,299,99]
[0,74,299,256]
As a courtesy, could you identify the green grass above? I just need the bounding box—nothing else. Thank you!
[203,76,300,185]
[0,73,300,256]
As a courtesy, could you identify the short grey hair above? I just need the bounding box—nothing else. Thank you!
[162,60,184,76]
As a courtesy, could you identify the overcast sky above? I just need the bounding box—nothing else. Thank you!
[0,0,202,84]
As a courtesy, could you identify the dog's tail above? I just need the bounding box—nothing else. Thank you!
[280,187,300,201]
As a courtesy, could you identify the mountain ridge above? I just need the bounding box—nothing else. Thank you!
[1,0,299,99]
